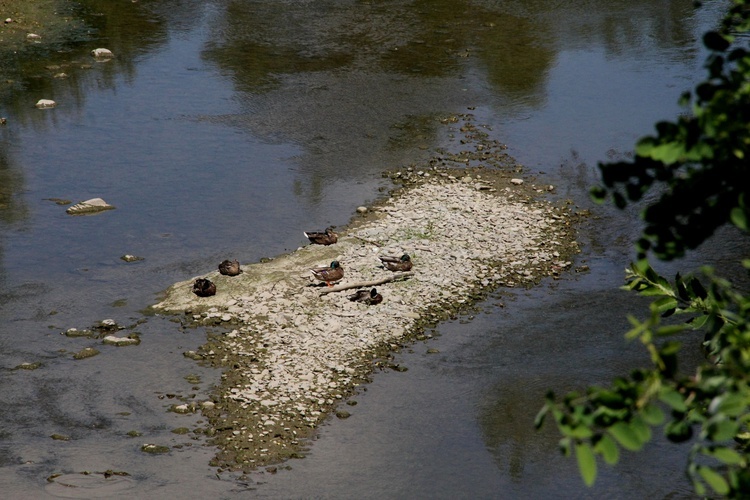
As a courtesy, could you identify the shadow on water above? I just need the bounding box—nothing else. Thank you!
[0,0,742,497]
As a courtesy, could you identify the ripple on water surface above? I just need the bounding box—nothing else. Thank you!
[45,472,137,498]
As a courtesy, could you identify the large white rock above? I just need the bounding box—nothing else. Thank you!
[91,48,114,59]
[35,99,56,109]
[66,198,115,215]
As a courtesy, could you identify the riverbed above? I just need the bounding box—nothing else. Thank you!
[0,0,736,498]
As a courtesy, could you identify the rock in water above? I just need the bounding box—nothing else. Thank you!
[91,48,114,59]
[66,198,115,215]
[35,99,56,109]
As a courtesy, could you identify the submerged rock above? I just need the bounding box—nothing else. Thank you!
[140,444,170,454]
[72,347,100,360]
[66,198,115,215]
[14,362,42,370]
[121,254,144,262]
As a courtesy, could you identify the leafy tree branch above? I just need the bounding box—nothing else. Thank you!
[538,1,750,496]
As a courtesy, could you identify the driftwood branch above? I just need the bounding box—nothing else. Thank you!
[319,272,414,295]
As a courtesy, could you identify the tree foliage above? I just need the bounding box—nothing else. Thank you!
[537,1,750,496]
[590,0,750,260]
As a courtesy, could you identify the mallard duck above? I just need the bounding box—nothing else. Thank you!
[348,287,383,305]
[310,260,344,286]
[304,226,338,245]
[192,278,216,297]
[379,253,412,272]
[219,259,242,276]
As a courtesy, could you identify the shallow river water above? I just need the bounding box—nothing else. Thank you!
[0,0,739,498]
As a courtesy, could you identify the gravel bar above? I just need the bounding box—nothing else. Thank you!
[152,161,580,473]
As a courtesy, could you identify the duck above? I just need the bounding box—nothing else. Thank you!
[348,287,383,305]
[310,260,344,286]
[304,226,338,245]
[218,259,242,276]
[379,253,412,272]
[192,278,216,297]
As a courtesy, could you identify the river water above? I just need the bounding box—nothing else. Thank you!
[0,0,737,498]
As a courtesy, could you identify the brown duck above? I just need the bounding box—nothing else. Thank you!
[310,260,344,286]
[348,287,383,305]
[192,278,216,297]
[218,259,242,276]
[379,253,412,272]
[304,226,338,245]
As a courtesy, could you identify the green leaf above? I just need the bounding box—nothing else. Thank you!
[704,446,744,466]
[575,442,597,487]
[607,422,644,451]
[710,393,748,417]
[688,315,709,329]
[594,434,620,465]
[659,388,687,412]
[569,425,594,439]
[630,416,652,443]
[697,466,729,495]
[641,404,665,426]
[651,296,678,314]
[730,206,748,231]
[655,324,686,336]
[635,139,685,164]
[705,419,739,442]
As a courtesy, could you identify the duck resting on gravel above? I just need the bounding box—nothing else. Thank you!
[304,226,338,245]
[348,287,383,305]
[192,278,216,297]
[218,259,242,276]
[310,260,344,287]
[379,253,412,272]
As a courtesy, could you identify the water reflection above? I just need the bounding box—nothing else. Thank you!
[0,142,26,224]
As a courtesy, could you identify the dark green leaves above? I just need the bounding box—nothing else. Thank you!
[607,421,646,451]
[703,31,731,52]
[591,6,750,261]
[542,2,750,495]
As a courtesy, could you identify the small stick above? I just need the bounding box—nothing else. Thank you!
[319,272,414,295]
[350,235,383,247]
[413,244,434,252]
